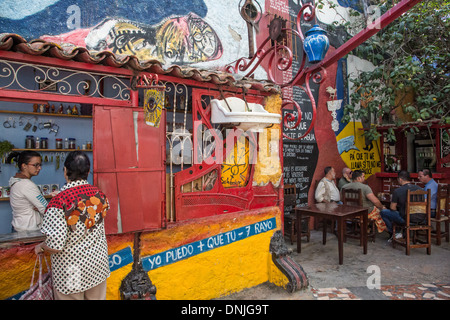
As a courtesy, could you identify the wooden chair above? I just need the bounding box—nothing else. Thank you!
[283,184,310,244]
[341,188,377,244]
[393,189,432,255]
[431,184,449,245]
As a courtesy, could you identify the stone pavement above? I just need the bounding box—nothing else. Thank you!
[218,229,450,300]
[311,283,450,300]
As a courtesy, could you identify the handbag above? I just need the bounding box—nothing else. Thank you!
[20,255,54,300]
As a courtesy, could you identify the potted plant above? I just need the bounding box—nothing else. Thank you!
[0,140,15,168]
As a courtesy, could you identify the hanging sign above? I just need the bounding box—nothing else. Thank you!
[144,89,164,127]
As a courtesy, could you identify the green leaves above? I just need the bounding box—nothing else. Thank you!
[0,140,14,158]
[341,0,450,132]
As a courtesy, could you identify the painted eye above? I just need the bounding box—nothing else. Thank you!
[193,33,203,41]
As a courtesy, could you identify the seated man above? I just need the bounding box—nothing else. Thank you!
[380,170,422,240]
[418,169,438,218]
[338,167,352,190]
[315,166,340,203]
[342,170,386,233]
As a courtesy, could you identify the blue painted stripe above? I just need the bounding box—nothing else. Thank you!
[141,217,277,272]
[108,246,133,272]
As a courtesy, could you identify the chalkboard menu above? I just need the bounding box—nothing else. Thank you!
[283,140,319,211]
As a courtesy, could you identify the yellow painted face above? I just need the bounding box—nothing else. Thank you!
[221,137,250,188]
[144,89,164,127]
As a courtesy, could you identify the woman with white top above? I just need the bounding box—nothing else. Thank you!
[7,151,48,232]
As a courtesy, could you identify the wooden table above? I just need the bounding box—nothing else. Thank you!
[295,203,369,265]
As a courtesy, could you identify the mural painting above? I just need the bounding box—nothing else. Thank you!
[41,13,223,65]
[0,0,387,300]
[0,0,261,68]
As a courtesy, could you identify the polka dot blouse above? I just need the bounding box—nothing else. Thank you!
[41,180,110,295]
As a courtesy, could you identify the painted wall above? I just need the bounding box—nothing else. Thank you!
[0,0,257,71]
[0,0,383,299]
[0,206,286,300]
[0,101,93,234]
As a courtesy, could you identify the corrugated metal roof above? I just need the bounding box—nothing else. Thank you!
[0,33,280,94]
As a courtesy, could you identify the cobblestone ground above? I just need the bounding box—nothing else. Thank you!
[218,229,450,300]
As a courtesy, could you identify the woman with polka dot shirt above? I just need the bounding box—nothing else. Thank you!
[35,151,110,300]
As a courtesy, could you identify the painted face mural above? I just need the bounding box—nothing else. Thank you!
[84,19,156,59]
[154,13,222,65]
[41,13,222,65]
[187,14,220,60]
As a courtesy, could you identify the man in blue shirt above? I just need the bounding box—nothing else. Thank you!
[418,169,438,218]
[381,171,422,241]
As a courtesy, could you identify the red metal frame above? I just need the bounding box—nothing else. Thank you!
[173,88,280,221]
[227,0,424,140]
[93,105,167,233]
[0,0,425,234]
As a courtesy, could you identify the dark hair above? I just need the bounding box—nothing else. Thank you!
[351,169,364,181]
[324,166,333,175]
[397,170,411,181]
[7,151,42,171]
[421,168,432,178]
[64,151,90,181]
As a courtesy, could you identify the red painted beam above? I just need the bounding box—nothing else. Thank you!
[289,0,424,87]
[0,50,134,77]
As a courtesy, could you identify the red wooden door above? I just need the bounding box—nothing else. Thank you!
[93,106,166,234]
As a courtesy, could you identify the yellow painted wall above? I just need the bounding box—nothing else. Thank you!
[139,206,287,300]
[0,206,288,300]
[336,121,382,178]
[254,94,283,187]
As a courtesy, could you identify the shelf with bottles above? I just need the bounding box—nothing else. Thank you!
[0,101,92,117]
[0,184,56,202]
[12,148,93,152]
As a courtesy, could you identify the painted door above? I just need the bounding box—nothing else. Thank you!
[93,106,166,234]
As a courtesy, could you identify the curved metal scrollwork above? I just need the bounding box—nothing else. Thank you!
[0,59,131,100]
[226,2,318,86]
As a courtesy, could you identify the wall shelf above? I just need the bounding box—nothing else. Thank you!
[0,195,52,202]
[0,110,92,118]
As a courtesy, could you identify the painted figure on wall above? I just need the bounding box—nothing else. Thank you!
[154,13,223,64]
[0,0,222,66]
[42,13,223,65]
[0,0,207,40]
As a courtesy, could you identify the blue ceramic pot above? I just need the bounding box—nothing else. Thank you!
[303,25,330,63]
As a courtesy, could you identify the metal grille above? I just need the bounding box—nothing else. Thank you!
[182,194,247,208]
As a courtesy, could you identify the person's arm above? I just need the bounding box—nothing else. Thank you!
[366,192,386,210]
[34,241,61,255]
[390,188,399,211]
[315,181,326,202]
[23,181,47,215]
[36,206,67,255]
[390,201,398,211]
